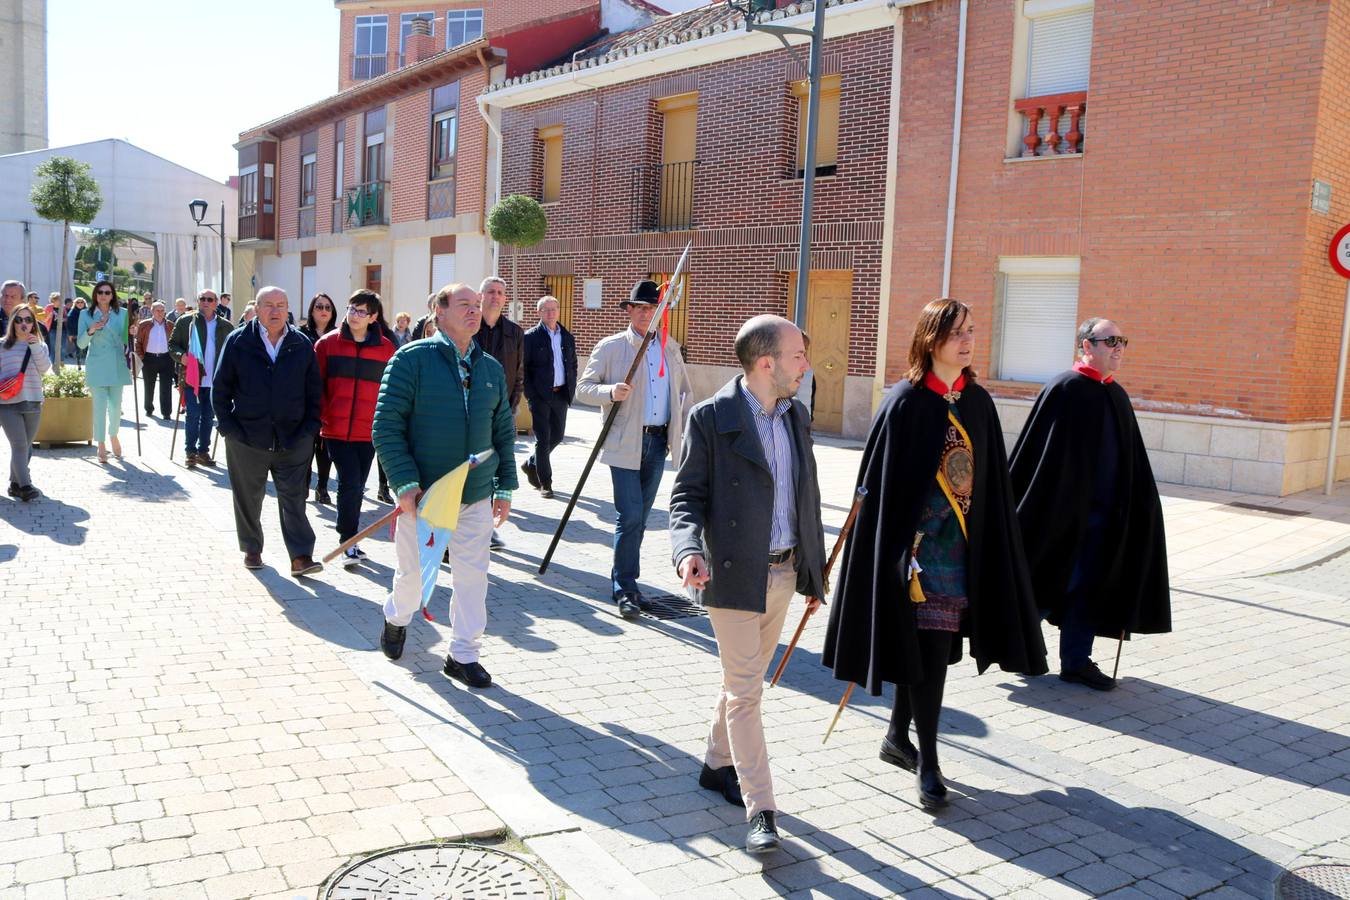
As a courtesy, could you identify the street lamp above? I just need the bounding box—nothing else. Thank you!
[188,198,227,296]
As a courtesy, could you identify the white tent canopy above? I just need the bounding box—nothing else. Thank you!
[0,138,237,303]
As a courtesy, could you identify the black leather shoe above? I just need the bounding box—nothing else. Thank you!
[635,592,653,611]
[7,482,19,498]
[698,763,745,808]
[745,811,780,854]
[17,485,40,502]
[376,488,395,504]
[616,591,642,619]
[315,489,333,505]
[380,622,406,660]
[917,768,949,810]
[540,487,554,499]
[444,657,492,688]
[243,551,264,570]
[521,460,540,489]
[1060,660,1116,691]
[880,736,919,773]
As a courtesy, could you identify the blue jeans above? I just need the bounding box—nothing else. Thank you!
[609,430,667,598]
[185,386,214,454]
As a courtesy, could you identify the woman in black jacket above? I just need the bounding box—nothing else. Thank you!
[823,299,1046,811]
[300,293,337,504]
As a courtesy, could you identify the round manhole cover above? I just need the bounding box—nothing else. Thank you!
[323,842,557,899]
[1278,864,1350,900]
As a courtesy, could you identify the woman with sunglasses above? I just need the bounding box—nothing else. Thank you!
[0,306,53,500]
[301,293,338,504]
[824,298,1046,811]
[314,290,395,566]
[77,281,131,463]
[1010,318,1170,692]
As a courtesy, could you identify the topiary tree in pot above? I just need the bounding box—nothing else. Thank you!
[486,194,548,320]
[30,157,103,371]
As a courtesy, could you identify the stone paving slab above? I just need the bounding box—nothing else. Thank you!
[2,402,1349,898]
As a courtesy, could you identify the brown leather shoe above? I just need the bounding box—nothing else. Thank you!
[197,452,216,466]
[290,555,322,577]
[185,452,198,468]
[243,551,263,570]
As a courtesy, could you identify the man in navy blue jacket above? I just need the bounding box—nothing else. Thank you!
[520,295,577,498]
[214,286,323,577]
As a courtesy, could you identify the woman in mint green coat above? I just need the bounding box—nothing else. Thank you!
[77,280,131,462]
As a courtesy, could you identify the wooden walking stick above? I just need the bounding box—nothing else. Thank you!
[1112,629,1126,680]
[538,241,692,575]
[770,485,867,687]
[823,683,855,744]
[130,352,142,456]
[169,385,183,461]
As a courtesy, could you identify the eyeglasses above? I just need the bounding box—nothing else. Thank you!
[1087,336,1129,348]
[346,307,370,318]
[200,297,217,303]
[95,289,113,296]
[13,317,34,326]
[313,304,333,311]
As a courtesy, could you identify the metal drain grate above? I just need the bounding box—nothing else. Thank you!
[1229,501,1307,518]
[1278,864,1350,899]
[324,842,557,899]
[641,593,706,620]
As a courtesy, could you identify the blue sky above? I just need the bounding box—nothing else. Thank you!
[47,0,706,183]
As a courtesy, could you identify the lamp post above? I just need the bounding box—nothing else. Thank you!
[188,199,227,295]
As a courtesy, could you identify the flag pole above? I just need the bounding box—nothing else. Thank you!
[538,241,692,576]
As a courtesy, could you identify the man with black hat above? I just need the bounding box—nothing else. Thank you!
[577,279,693,618]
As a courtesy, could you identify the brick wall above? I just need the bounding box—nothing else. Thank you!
[277,135,300,242]
[392,90,432,223]
[337,1,591,91]
[891,0,1332,425]
[498,28,892,376]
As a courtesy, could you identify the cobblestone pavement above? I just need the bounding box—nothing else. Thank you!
[1,400,1348,899]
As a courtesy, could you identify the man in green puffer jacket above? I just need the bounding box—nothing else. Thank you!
[372,282,518,689]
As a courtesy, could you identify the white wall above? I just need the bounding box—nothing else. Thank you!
[391,238,431,315]
[316,247,353,314]
[255,254,302,321]
[0,220,68,298]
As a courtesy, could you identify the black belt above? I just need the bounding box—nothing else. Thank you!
[643,424,668,435]
[145,352,169,357]
[768,547,795,565]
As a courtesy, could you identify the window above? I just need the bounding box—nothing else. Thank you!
[354,14,389,80]
[400,12,434,66]
[334,121,345,200]
[544,275,573,331]
[792,74,841,177]
[430,81,459,181]
[1026,3,1093,97]
[994,257,1080,383]
[364,107,386,184]
[446,9,484,49]
[262,163,274,209]
[646,271,689,347]
[238,165,257,216]
[1012,0,1093,156]
[539,125,563,204]
[299,131,317,206]
[657,93,698,230]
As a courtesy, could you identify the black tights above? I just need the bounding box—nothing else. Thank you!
[887,630,954,773]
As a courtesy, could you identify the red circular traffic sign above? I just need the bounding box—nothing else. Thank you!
[1330,224,1350,279]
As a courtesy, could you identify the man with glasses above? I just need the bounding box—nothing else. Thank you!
[372,283,517,689]
[1010,317,1170,691]
[169,289,233,467]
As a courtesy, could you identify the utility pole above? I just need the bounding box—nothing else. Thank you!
[733,0,827,331]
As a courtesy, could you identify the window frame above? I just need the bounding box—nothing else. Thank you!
[993,256,1081,383]
[539,125,563,205]
[791,73,842,178]
[238,165,258,217]
[353,14,389,79]
[446,9,484,49]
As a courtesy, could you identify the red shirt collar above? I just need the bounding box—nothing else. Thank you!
[923,370,967,398]
[1073,361,1114,384]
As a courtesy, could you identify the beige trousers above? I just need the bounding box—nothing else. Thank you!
[704,556,797,819]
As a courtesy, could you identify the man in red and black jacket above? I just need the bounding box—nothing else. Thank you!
[314,289,396,567]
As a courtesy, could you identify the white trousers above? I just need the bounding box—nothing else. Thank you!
[383,498,493,663]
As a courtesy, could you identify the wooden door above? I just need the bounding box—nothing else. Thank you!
[544,274,573,331]
[788,270,852,433]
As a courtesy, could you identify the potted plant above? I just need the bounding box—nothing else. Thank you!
[487,194,548,434]
[35,366,93,447]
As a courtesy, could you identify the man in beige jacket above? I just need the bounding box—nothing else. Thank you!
[577,280,693,618]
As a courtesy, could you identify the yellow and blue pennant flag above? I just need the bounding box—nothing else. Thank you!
[412,449,495,620]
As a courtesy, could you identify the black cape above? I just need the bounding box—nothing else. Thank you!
[1008,369,1170,638]
[822,380,1048,696]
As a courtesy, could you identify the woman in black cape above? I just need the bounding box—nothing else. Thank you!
[822,299,1046,809]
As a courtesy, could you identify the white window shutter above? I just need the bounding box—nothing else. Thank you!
[1027,8,1093,97]
[431,253,456,294]
[301,266,317,315]
[999,272,1079,383]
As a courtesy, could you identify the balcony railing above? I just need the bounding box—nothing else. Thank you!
[338,181,389,229]
[238,214,257,241]
[428,179,456,220]
[630,160,699,232]
[297,204,316,238]
[1014,91,1087,157]
[353,53,388,81]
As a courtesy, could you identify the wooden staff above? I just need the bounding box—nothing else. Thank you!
[823,683,854,744]
[1112,629,1126,680]
[169,385,183,461]
[130,351,142,456]
[538,241,692,575]
[769,485,867,687]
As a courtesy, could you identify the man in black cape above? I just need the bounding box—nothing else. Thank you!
[1009,317,1170,691]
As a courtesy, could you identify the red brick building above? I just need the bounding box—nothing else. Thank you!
[232,0,665,334]
[486,0,1350,493]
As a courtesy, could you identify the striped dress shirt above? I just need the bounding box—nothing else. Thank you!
[739,383,797,553]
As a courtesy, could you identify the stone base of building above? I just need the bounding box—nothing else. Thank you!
[993,398,1350,497]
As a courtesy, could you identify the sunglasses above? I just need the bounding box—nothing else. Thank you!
[13,317,34,326]
[200,297,218,303]
[95,289,113,296]
[1087,336,1129,348]
[314,304,333,311]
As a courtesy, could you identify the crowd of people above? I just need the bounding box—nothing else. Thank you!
[1,272,1171,858]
